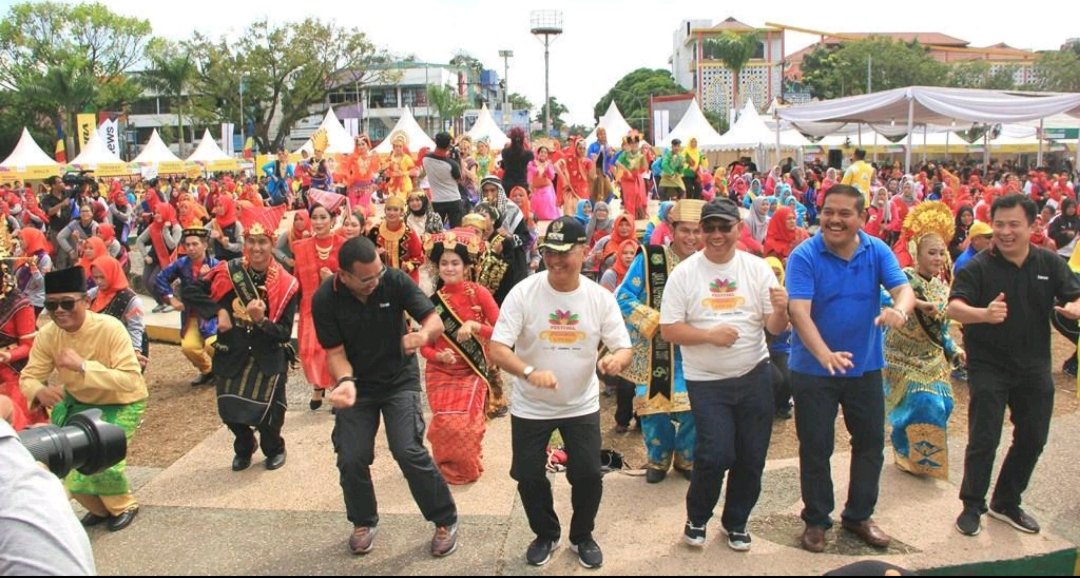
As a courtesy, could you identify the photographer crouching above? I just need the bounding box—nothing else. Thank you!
[18,267,148,532]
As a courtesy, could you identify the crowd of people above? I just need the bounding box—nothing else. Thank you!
[0,123,1077,571]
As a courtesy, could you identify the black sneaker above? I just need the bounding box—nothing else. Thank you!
[955,507,982,536]
[727,530,752,551]
[989,505,1040,534]
[525,537,559,566]
[1063,357,1078,378]
[645,468,667,484]
[570,538,603,569]
[683,521,707,547]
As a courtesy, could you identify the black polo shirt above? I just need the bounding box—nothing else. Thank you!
[950,245,1080,374]
[311,268,435,397]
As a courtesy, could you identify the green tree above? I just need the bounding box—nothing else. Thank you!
[800,37,949,99]
[427,84,467,133]
[507,92,533,113]
[594,68,687,141]
[536,97,568,132]
[566,124,591,138]
[186,18,392,152]
[702,110,730,135]
[1032,48,1080,92]
[948,60,1018,90]
[142,39,196,155]
[0,1,152,152]
[704,31,762,114]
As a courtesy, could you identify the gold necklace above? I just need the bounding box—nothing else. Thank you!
[315,239,334,261]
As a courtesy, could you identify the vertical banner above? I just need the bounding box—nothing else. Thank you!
[221,123,235,155]
[344,118,360,138]
[653,110,671,143]
[99,119,120,156]
[76,113,97,148]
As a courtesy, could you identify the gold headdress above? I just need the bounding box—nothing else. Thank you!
[424,229,486,265]
[0,219,16,293]
[311,128,329,158]
[244,221,272,240]
[902,201,955,276]
[460,213,489,234]
[390,131,409,148]
[385,195,406,211]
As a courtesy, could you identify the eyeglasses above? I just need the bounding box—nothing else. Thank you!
[355,265,387,286]
[44,298,82,312]
[701,222,735,234]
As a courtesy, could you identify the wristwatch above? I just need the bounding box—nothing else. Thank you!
[522,366,536,380]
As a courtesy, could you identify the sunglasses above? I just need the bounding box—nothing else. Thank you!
[44,298,82,312]
[701,222,735,234]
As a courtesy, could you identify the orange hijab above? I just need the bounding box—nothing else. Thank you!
[609,239,639,288]
[79,237,109,277]
[601,214,637,264]
[90,255,129,312]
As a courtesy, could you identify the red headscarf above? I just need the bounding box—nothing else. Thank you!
[98,223,116,244]
[149,203,178,266]
[89,255,129,312]
[17,227,49,256]
[289,210,312,250]
[79,236,108,277]
[601,214,637,265]
[609,239,639,289]
[214,195,237,228]
[508,186,535,230]
[764,206,802,261]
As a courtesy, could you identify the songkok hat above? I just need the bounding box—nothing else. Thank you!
[45,267,87,295]
[182,227,209,240]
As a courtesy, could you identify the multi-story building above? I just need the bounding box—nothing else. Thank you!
[670,17,785,119]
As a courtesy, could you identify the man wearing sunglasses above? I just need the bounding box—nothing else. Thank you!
[660,198,790,552]
[19,267,148,532]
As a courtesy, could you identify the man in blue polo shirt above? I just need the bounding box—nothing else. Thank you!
[786,184,915,553]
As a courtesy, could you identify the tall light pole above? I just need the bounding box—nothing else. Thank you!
[531,10,563,137]
[238,76,245,154]
[498,49,513,131]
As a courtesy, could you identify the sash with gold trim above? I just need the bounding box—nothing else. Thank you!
[431,290,491,388]
[644,245,675,401]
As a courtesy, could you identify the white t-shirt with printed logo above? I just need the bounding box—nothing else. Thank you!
[491,272,632,420]
[660,250,778,381]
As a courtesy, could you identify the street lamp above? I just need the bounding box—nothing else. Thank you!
[530,10,563,137]
[498,49,513,131]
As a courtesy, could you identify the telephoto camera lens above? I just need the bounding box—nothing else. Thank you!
[18,409,127,478]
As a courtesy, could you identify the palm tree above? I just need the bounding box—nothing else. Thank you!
[708,31,762,117]
[143,42,196,155]
[20,60,96,152]
[426,83,466,134]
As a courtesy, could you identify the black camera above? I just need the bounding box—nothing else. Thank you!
[18,409,127,478]
[61,171,99,196]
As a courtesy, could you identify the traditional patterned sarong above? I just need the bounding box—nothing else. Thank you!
[425,365,487,485]
[52,396,146,496]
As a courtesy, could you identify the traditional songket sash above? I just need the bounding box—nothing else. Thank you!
[643,245,675,402]
[0,292,31,371]
[430,290,491,388]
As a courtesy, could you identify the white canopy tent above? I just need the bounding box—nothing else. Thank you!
[716,100,811,151]
[658,98,726,150]
[586,101,634,146]
[374,107,436,154]
[296,109,356,156]
[0,128,61,181]
[466,104,509,150]
[69,128,132,177]
[187,129,238,172]
[132,129,187,174]
[777,86,1080,171]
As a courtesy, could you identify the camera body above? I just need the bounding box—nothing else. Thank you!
[61,171,99,198]
[18,409,127,478]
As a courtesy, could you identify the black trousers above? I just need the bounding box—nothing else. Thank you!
[960,367,1054,511]
[333,389,457,529]
[791,370,885,528]
[603,374,636,427]
[683,176,701,200]
[433,200,463,229]
[225,380,286,459]
[511,411,602,545]
[770,350,792,412]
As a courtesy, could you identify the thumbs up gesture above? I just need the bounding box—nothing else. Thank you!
[985,293,1008,324]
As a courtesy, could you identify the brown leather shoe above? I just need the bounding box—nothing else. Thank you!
[841,518,892,548]
[348,526,378,555]
[800,525,827,553]
[430,523,459,557]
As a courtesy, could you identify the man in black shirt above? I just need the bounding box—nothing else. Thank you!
[41,176,74,267]
[313,236,458,559]
[948,194,1080,537]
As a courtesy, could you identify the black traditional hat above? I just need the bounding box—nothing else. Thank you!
[45,267,87,295]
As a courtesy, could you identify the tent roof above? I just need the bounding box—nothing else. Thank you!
[132,129,184,164]
[69,128,126,167]
[658,98,726,150]
[186,130,233,163]
[713,100,810,150]
[778,86,1080,135]
[466,104,509,150]
[586,101,634,146]
[296,109,356,155]
[373,107,436,154]
[0,128,59,169]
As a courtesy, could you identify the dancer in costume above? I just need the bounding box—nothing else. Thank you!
[368,196,423,283]
[293,204,345,409]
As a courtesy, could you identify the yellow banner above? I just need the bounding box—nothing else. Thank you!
[76,113,97,148]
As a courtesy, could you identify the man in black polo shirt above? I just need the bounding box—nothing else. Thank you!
[313,236,459,559]
[948,194,1080,537]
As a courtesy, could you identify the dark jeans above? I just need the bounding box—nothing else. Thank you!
[685,360,774,531]
[770,351,792,412]
[333,389,457,529]
[603,374,636,427]
[226,380,286,458]
[683,176,701,200]
[433,199,463,229]
[142,262,166,306]
[960,367,1054,512]
[511,411,602,545]
[791,370,885,528]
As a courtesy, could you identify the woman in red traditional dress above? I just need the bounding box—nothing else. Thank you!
[0,252,41,430]
[420,230,498,484]
[556,138,592,216]
[367,195,423,283]
[292,204,345,410]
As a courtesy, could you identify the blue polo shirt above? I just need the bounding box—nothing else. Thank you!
[786,230,908,377]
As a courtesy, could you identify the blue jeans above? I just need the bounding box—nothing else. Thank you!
[685,360,773,531]
[791,370,885,528]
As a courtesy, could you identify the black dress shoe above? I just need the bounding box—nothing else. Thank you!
[190,372,215,386]
[107,507,139,532]
[232,454,252,471]
[265,451,287,470]
[309,399,323,410]
[81,512,109,527]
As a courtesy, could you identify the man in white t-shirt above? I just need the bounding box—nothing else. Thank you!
[660,198,790,552]
[490,215,633,570]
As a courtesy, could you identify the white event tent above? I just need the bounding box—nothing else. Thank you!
[466,104,509,150]
[296,109,356,156]
[69,128,132,177]
[132,129,187,174]
[586,101,634,146]
[0,128,61,181]
[658,98,726,150]
[374,107,436,154]
[187,130,238,172]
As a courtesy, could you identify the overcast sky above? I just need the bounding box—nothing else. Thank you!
[12,0,1077,125]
